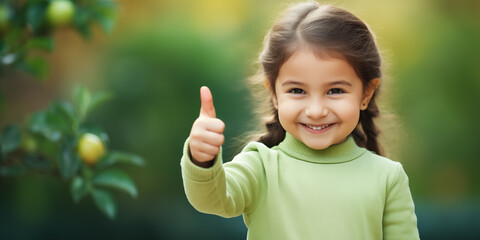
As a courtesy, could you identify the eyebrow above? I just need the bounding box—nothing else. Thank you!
[281,80,305,87]
[281,80,352,87]
[327,80,352,87]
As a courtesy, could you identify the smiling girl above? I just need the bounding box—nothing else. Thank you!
[181,1,419,239]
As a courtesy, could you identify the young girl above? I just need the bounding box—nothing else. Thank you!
[181,1,419,239]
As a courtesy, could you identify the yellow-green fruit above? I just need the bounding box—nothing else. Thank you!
[46,0,75,27]
[78,133,106,165]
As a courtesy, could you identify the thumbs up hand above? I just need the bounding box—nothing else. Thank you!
[189,86,225,167]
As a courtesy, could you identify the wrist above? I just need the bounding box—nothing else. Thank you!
[191,158,215,168]
[188,148,215,168]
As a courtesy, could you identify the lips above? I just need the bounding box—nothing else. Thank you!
[305,123,333,130]
[301,123,335,133]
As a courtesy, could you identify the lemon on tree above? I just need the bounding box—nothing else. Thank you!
[78,133,106,165]
[46,0,75,27]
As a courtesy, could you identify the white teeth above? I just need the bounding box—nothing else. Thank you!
[306,124,331,130]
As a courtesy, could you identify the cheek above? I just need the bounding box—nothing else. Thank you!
[277,100,296,118]
[276,97,302,124]
[333,100,361,123]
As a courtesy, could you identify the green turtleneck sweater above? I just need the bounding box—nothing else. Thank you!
[181,134,419,240]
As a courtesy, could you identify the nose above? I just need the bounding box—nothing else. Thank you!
[305,98,329,119]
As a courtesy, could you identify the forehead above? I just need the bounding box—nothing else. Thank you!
[277,48,361,86]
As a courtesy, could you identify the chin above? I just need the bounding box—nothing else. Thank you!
[305,141,333,150]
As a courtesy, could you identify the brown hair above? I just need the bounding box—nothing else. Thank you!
[249,1,383,155]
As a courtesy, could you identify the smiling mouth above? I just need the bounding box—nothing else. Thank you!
[304,123,334,130]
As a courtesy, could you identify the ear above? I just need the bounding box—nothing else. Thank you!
[360,78,380,110]
[272,96,278,109]
[265,81,279,109]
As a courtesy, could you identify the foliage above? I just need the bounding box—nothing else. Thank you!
[0,85,145,219]
[0,0,144,221]
[0,0,117,103]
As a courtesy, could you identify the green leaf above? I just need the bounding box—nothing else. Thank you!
[47,104,72,132]
[93,4,116,33]
[93,169,137,198]
[87,91,113,114]
[26,37,54,52]
[52,100,76,128]
[26,3,48,33]
[57,137,81,178]
[29,108,70,141]
[71,176,89,203]
[75,24,92,40]
[73,7,93,39]
[19,57,49,79]
[73,87,111,121]
[73,85,91,122]
[29,111,61,141]
[22,154,52,172]
[0,166,26,176]
[3,27,22,50]
[96,151,145,169]
[92,189,116,219]
[30,133,57,160]
[1,125,21,156]
[96,15,115,33]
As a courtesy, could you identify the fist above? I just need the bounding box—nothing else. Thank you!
[189,86,225,167]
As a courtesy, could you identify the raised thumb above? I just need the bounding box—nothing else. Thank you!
[200,86,216,118]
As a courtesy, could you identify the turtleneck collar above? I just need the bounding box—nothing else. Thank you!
[276,133,367,164]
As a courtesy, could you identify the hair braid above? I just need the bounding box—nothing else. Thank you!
[258,113,286,148]
[356,96,382,155]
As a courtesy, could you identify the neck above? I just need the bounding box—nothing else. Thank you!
[276,133,366,164]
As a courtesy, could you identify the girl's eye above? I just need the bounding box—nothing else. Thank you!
[288,88,306,94]
[327,88,345,94]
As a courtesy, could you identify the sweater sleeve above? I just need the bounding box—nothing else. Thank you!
[180,138,264,218]
[383,162,420,240]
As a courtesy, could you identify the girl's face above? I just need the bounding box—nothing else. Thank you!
[273,49,377,150]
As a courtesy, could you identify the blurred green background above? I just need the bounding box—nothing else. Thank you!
[1,0,480,239]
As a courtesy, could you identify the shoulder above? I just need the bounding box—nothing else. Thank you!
[226,141,277,167]
[361,150,405,181]
[362,150,402,168]
[243,141,273,153]
[238,141,279,157]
